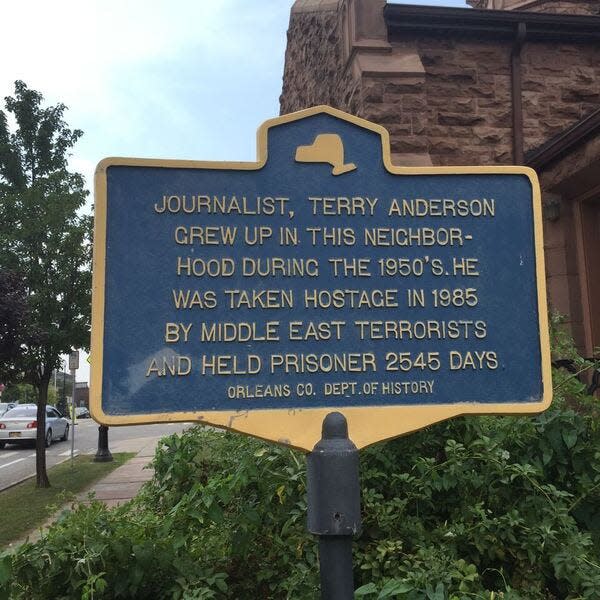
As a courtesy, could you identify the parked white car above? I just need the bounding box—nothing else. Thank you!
[0,404,70,449]
[0,402,16,416]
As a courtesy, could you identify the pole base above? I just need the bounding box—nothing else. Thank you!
[94,425,113,462]
[93,450,114,463]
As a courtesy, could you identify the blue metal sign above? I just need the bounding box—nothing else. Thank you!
[91,106,551,449]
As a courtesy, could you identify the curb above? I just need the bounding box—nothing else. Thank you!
[0,472,36,493]
[0,454,84,494]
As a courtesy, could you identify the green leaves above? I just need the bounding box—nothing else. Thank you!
[562,428,578,450]
[354,397,600,599]
[0,554,12,600]
[2,80,82,188]
[0,81,91,387]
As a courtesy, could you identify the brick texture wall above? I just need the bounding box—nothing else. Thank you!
[529,2,600,15]
[280,4,600,166]
[280,2,361,116]
[356,39,513,164]
[539,134,600,353]
[522,42,600,153]
[281,6,600,166]
[543,200,587,351]
[368,36,600,166]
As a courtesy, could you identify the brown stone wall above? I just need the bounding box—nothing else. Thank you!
[281,3,599,165]
[363,35,600,166]
[420,37,514,166]
[529,2,600,15]
[281,1,600,162]
[280,0,600,349]
[522,42,600,153]
[361,38,514,165]
[357,37,516,165]
[539,134,600,351]
[280,2,361,116]
[539,135,600,192]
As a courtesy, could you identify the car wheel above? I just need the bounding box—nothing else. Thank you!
[0,441,5,449]
[45,429,53,448]
[61,424,69,442]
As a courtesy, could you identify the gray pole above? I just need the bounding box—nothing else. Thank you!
[307,412,361,599]
[61,367,66,414]
[70,369,76,467]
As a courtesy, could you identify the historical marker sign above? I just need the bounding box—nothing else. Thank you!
[90,106,551,450]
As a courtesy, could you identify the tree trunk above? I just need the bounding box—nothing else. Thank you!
[36,375,51,488]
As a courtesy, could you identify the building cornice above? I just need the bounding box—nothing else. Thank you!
[384,3,600,42]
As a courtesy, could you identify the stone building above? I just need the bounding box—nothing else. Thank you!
[280,0,600,358]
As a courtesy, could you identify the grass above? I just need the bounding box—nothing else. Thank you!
[0,452,134,548]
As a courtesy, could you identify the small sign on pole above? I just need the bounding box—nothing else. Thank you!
[69,351,79,372]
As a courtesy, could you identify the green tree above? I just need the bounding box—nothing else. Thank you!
[0,81,91,487]
[0,269,33,383]
[47,386,57,407]
[2,383,37,404]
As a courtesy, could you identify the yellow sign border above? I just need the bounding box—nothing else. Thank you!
[91,105,552,451]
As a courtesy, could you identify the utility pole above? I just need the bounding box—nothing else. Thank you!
[69,351,79,467]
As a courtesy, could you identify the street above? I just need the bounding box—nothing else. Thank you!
[0,420,190,492]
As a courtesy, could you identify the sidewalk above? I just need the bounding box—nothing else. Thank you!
[8,434,164,548]
[77,435,157,508]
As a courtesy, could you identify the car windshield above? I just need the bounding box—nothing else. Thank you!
[3,406,36,418]
[0,403,10,411]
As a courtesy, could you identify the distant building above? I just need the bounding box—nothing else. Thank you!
[281,0,600,356]
[74,381,89,408]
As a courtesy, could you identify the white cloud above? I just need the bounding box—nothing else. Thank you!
[1,1,291,191]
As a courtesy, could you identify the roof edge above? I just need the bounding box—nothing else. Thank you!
[526,108,600,170]
[384,3,600,41]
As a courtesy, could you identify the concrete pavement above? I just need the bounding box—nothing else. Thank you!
[7,427,187,549]
[79,437,158,509]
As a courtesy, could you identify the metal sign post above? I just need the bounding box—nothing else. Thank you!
[307,412,361,599]
[69,351,79,467]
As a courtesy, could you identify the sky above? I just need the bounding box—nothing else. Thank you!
[0,0,469,383]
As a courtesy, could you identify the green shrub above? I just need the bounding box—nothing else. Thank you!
[0,431,318,600]
[354,403,600,599]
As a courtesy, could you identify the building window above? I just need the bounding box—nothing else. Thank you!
[578,195,600,356]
